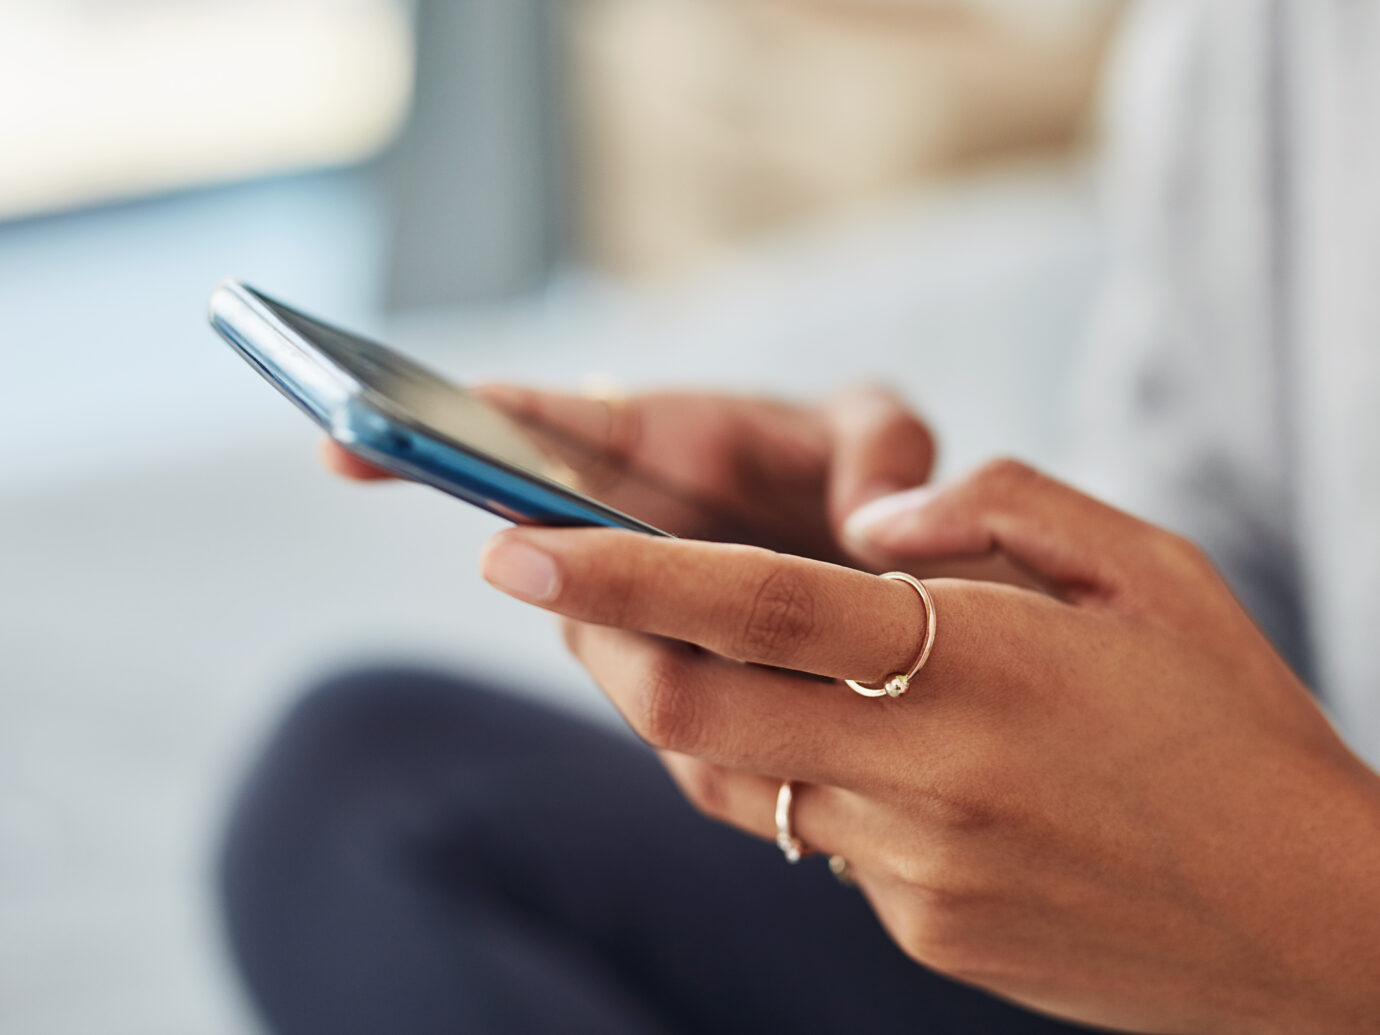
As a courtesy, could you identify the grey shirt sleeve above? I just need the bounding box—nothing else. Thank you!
[1072,0,1311,677]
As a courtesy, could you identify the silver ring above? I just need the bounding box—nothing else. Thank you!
[775,782,804,864]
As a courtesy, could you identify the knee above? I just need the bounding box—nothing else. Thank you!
[217,668,479,950]
[216,663,608,911]
[243,665,534,798]
[218,667,468,878]
[269,666,476,765]
[216,668,466,1027]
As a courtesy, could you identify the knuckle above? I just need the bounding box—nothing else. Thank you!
[1155,530,1213,577]
[975,456,1038,494]
[735,565,818,662]
[858,389,912,428]
[876,409,936,463]
[634,650,703,753]
[876,840,935,889]
[890,897,974,974]
[1139,531,1228,620]
[1139,530,1221,598]
[883,863,1000,978]
[879,826,975,892]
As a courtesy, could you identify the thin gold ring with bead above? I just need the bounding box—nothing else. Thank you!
[845,573,937,700]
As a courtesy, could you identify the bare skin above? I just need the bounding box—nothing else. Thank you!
[328,387,1380,1033]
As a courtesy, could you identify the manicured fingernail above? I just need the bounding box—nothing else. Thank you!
[482,539,561,602]
[843,485,937,548]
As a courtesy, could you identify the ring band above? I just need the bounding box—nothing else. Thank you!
[775,782,804,864]
[846,573,937,699]
[828,855,856,886]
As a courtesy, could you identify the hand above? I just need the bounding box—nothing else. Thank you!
[323,384,935,560]
[478,458,1380,1034]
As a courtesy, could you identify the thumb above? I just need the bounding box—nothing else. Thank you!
[842,458,1162,599]
[822,386,935,536]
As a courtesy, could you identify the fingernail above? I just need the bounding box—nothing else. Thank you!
[843,485,937,548]
[481,538,561,602]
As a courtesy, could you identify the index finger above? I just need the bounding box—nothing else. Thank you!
[480,527,1073,694]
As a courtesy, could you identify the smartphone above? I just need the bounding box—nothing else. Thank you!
[208,279,669,536]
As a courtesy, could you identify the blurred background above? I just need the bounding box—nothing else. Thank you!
[1,0,1121,1030]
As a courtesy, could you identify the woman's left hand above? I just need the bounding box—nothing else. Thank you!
[479,459,1380,1034]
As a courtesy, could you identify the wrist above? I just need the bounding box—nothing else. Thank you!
[1228,757,1380,1034]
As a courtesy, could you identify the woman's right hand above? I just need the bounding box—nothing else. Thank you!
[325,384,937,563]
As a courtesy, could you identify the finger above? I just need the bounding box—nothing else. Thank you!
[510,527,1085,720]
[561,620,890,788]
[320,439,395,481]
[486,528,927,684]
[557,573,1088,789]
[477,383,634,451]
[476,383,641,488]
[659,752,872,861]
[843,458,1177,601]
[822,386,935,532]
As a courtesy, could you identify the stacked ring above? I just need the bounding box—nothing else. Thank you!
[775,782,804,864]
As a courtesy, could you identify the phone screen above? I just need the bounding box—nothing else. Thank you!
[264,297,577,484]
[217,283,831,547]
[231,285,735,539]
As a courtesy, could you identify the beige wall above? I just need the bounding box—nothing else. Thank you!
[570,0,1121,276]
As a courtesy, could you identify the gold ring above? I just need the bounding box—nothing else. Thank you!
[775,781,804,864]
[828,855,856,887]
[846,573,937,699]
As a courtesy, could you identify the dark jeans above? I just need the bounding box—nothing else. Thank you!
[219,669,1088,1034]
